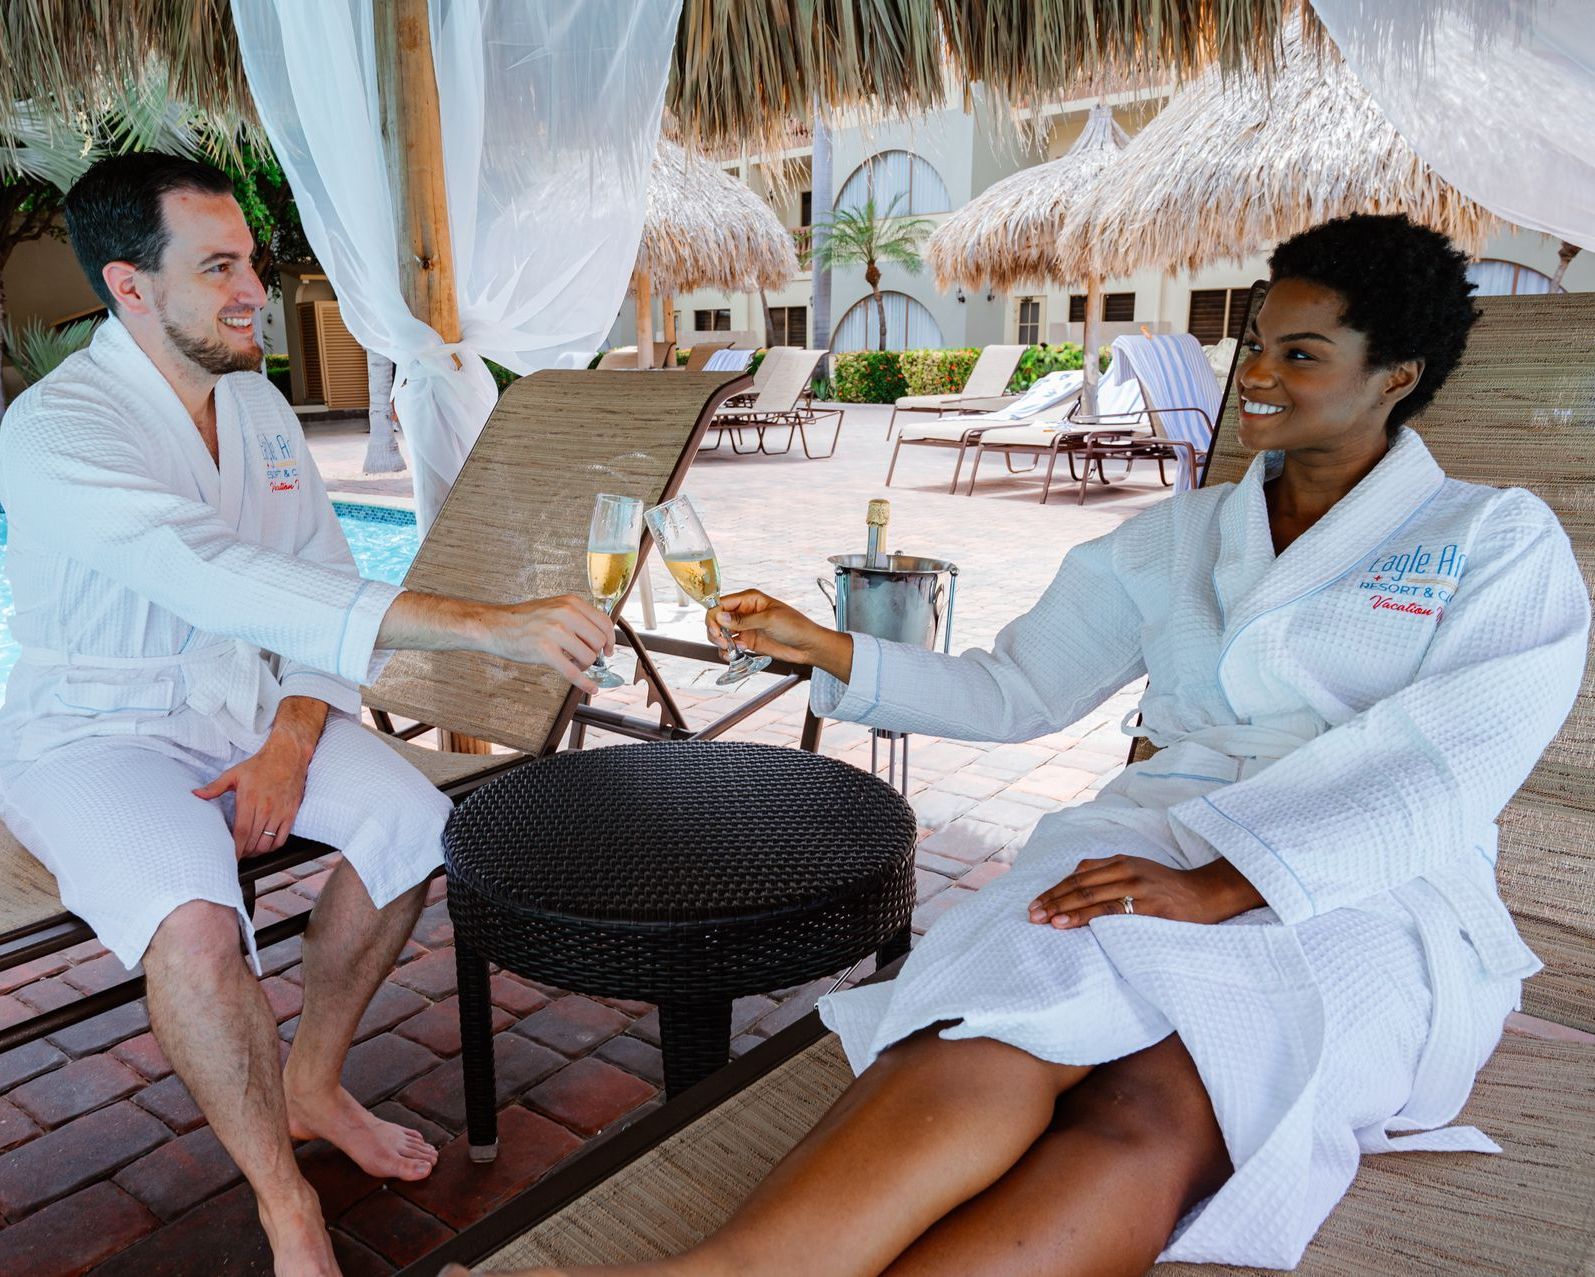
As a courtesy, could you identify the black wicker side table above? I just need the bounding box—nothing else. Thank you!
[444,740,917,1161]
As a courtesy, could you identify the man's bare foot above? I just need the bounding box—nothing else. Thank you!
[259,1186,340,1277]
[285,1082,438,1181]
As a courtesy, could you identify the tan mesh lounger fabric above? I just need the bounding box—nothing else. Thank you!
[891,344,1027,413]
[476,1032,1595,1276]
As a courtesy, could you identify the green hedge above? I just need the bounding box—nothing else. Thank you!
[897,347,980,397]
[833,350,908,403]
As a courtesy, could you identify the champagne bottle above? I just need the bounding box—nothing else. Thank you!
[865,498,890,569]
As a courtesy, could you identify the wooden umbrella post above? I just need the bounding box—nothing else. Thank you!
[661,292,676,364]
[374,0,492,756]
[1081,273,1103,418]
[634,269,654,369]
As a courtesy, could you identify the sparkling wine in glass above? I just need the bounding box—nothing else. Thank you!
[643,495,772,686]
[585,493,643,690]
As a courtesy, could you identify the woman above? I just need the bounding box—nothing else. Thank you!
[466,216,1587,1276]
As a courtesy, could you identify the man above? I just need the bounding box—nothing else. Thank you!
[0,153,612,1277]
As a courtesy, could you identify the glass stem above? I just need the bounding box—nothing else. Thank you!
[705,595,748,662]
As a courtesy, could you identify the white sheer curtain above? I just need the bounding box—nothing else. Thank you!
[1310,0,1595,251]
[232,1,680,530]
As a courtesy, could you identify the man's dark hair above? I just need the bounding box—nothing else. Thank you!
[1268,213,1480,432]
[63,153,235,310]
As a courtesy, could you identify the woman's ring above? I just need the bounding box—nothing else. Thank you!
[1120,896,1135,915]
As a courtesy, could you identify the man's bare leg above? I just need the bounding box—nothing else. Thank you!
[144,901,338,1277]
[282,861,436,1179]
[885,1034,1232,1276]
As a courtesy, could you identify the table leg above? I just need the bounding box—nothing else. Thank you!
[455,938,499,1162]
[658,999,733,1098]
[876,924,912,971]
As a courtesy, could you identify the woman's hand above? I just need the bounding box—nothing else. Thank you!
[708,590,854,680]
[1028,856,1264,928]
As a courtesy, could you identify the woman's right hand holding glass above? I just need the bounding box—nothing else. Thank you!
[708,590,854,681]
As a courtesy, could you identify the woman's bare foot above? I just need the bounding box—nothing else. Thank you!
[285,1082,438,1181]
[259,1185,340,1276]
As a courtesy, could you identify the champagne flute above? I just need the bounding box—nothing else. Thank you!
[585,493,643,690]
[644,495,772,686]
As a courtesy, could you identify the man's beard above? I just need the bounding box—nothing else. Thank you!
[162,314,261,376]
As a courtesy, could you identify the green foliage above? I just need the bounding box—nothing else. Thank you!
[264,352,291,397]
[811,195,934,276]
[833,350,907,403]
[897,347,979,397]
[746,349,767,379]
[1011,342,1082,391]
[809,373,835,401]
[483,359,520,395]
[1,315,99,385]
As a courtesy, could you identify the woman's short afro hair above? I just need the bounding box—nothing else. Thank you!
[1267,213,1480,431]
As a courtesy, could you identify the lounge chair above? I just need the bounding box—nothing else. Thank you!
[883,369,1085,495]
[0,366,830,1055]
[706,348,842,459]
[680,340,734,372]
[594,342,675,370]
[702,348,753,372]
[411,288,1595,1277]
[885,343,1027,440]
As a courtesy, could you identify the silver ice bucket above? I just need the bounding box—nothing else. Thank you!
[819,554,958,653]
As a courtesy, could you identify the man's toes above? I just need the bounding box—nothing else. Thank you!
[395,1153,435,1181]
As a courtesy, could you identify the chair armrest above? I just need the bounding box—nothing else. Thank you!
[942,393,1018,414]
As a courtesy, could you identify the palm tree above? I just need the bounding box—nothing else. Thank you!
[811,194,933,351]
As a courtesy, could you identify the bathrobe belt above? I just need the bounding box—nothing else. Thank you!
[18,640,272,732]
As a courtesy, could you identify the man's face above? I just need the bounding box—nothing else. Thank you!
[145,189,268,376]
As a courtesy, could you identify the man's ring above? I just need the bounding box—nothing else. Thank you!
[1120,896,1135,915]
[261,829,278,838]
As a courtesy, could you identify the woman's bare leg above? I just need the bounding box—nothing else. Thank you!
[885,1034,1231,1277]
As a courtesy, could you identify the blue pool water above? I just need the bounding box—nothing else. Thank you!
[0,503,420,694]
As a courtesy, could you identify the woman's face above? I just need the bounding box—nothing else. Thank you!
[1234,277,1420,456]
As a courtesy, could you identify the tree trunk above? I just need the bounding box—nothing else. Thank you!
[760,288,777,346]
[866,263,886,351]
[633,269,653,369]
[1080,274,1103,417]
[809,106,833,373]
[661,292,676,360]
[1549,240,1581,291]
[362,351,406,473]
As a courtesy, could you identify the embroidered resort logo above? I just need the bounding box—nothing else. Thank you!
[1355,542,1467,619]
[256,430,301,494]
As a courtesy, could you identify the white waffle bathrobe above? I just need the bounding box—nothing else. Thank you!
[813,427,1589,1269]
[0,320,447,967]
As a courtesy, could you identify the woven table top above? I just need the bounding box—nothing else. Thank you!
[444,741,917,928]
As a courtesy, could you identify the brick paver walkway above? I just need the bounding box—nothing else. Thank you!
[0,401,1177,1275]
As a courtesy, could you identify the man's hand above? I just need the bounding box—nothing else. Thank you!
[1027,856,1265,928]
[708,590,853,680]
[375,591,614,694]
[193,696,326,859]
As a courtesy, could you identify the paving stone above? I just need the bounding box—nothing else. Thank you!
[512,994,628,1057]
[593,995,652,1016]
[14,975,80,1013]
[1008,763,1100,800]
[133,1072,206,1135]
[0,1040,66,1091]
[337,1186,454,1267]
[47,1000,149,1057]
[332,1230,397,1276]
[59,951,140,996]
[387,948,460,999]
[91,1181,269,1277]
[525,1056,656,1137]
[0,1101,170,1220]
[0,1182,158,1276]
[370,1101,450,1149]
[9,1054,143,1128]
[62,939,108,963]
[340,1033,440,1108]
[296,1137,384,1220]
[959,859,1013,889]
[397,1032,565,1132]
[908,740,986,771]
[914,848,976,878]
[731,994,778,1037]
[0,955,70,995]
[912,887,980,935]
[395,1106,582,1230]
[424,877,448,907]
[967,744,1053,779]
[409,899,455,949]
[351,981,430,1042]
[114,1125,242,1220]
[253,934,303,977]
[730,1033,764,1057]
[915,866,955,904]
[488,971,551,1018]
[936,769,1009,800]
[966,795,1053,830]
[750,980,829,1038]
[291,866,335,899]
[627,1008,661,1047]
[254,886,315,922]
[593,1034,665,1088]
[110,1031,174,1082]
[0,1096,40,1152]
[260,974,304,1023]
[0,993,32,1029]
[908,788,979,830]
[918,818,1015,864]
[394,993,514,1057]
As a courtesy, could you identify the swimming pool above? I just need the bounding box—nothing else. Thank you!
[0,502,421,695]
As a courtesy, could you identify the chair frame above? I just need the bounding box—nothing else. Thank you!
[706,349,842,459]
[883,344,1028,440]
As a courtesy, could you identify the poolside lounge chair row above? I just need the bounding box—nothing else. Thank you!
[594,341,752,372]
[703,346,842,459]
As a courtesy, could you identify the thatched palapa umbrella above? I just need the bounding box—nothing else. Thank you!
[927,106,1129,410]
[1056,25,1499,280]
[630,139,799,368]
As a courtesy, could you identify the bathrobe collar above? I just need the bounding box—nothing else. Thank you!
[88,317,237,518]
[1214,426,1447,645]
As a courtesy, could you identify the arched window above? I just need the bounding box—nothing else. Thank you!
[1466,259,1565,296]
[836,150,951,216]
[833,291,944,352]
